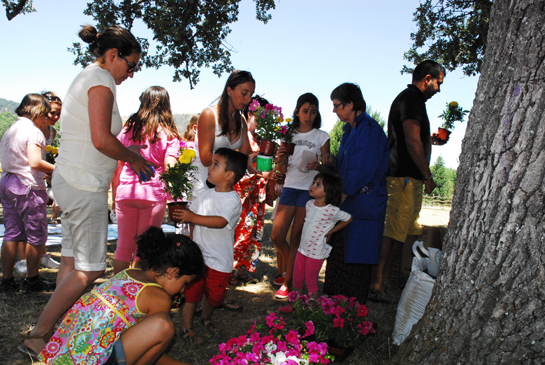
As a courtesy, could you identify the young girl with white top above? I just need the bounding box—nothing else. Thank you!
[270,93,331,299]
[280,173,352,312]
[0,94,56,293]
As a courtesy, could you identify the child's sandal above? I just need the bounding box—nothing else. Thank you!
[180,328,203,345]
[200,316,219,332]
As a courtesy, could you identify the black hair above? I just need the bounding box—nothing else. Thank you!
[243,95,269,120]
[79,25,142,59]
[136,226,204,277]
[217,70,255,137]
[412,60,446,82]
[292,92,321,129]
[15,94,51,120]
[330,83,367,113]
[313,172,343,207]
[214,147,248,185]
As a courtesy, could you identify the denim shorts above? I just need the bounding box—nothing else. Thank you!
[278,187,311,207]
[104,337,126,365]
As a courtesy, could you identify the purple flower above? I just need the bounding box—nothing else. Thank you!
[249,99,260,112]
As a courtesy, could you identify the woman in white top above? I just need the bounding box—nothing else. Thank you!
[270,93,331,299]
[192,70,257,199]
[22,25,155,357]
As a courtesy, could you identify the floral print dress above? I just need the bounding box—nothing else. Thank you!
[233,133,274,272]
[39,270,162,364]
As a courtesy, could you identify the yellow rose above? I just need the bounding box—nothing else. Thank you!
[183,149,196,159]
[179,155,191,164]
[285,118,292,123]
[449,101,459,108]
[52,147,59,154]
[45,145,53,152]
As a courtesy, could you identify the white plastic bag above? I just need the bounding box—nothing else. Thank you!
[392,241,436,345]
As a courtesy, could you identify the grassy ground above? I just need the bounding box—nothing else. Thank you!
[0,206,416,365]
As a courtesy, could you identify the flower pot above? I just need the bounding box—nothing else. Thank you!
[259,139,276,156]
[256,155,273,172]
[281,141,296,156]
[327,342,355,363]
[167,201,188,223]
[437,127,451,142]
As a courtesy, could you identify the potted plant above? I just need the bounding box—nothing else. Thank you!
[159,147,198,222]
[437,101,469,141]
[210,312,333,364]
[288,293,375,362]
[249,99,284,156]
[278,117,297,155]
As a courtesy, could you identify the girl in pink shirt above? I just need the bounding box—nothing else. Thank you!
[112,86,182,273]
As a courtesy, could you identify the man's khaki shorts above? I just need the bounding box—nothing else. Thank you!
[383,177,423,243]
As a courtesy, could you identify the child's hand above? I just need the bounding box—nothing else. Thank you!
[325,232,333,242]
[173,208,194,223]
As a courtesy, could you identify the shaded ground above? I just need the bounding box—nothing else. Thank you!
[0,206,449,364]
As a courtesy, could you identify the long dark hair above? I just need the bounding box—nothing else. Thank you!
[217,70,255,137]
[136,226,204,277]
[292,92,322,129]
[124,86,180,143]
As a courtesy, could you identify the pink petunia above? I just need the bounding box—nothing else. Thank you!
[357,304,369,317]
[333,317,345,329]
[249,99,260,112]
[303,321,315,337]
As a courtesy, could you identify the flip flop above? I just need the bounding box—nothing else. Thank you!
[220,301,243,312]
[18,343,38,359]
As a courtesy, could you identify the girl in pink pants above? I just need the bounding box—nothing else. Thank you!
[280,173,352,312]
[112,86,182,273]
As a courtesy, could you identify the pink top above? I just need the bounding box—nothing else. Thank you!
[0,116,47,190]
[115,127,181,201]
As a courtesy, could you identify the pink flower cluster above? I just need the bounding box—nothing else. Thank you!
[210,312,331,364]
[290,293,375,348]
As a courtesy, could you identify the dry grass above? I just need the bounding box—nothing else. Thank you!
[0,207,401,365]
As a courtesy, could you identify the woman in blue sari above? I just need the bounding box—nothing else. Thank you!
[323,83,389,304]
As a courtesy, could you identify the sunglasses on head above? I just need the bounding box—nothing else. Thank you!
[118,52,138,73]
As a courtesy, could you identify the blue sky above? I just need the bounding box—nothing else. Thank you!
[0,0,479,168]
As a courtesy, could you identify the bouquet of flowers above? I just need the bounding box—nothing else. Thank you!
[278,118,297,144]
[159,146,198,202]
[249,99,284,142]
[210,312,333,364]
[289,293,375,349]
[45,145,59,164]
[438,101,469,130]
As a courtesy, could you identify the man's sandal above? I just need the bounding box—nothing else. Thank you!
[180,328,203,345]
[201,316,219,332]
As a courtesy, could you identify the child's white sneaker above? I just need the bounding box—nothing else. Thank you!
[15,260,27,275]
[40,254,60,269]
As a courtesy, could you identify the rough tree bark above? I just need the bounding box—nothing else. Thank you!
[395,0,545,363]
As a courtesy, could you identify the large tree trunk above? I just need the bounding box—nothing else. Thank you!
[396,0,545,363]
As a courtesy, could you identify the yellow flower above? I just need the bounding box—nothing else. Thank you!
[179,155,191,164]
[275,117,283,124]
[45,145,53,152]
[52,147,59,154]
[285,118,292,123]
[449,101,459,108]
[183,149,196,159]
[274,126,280,131]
